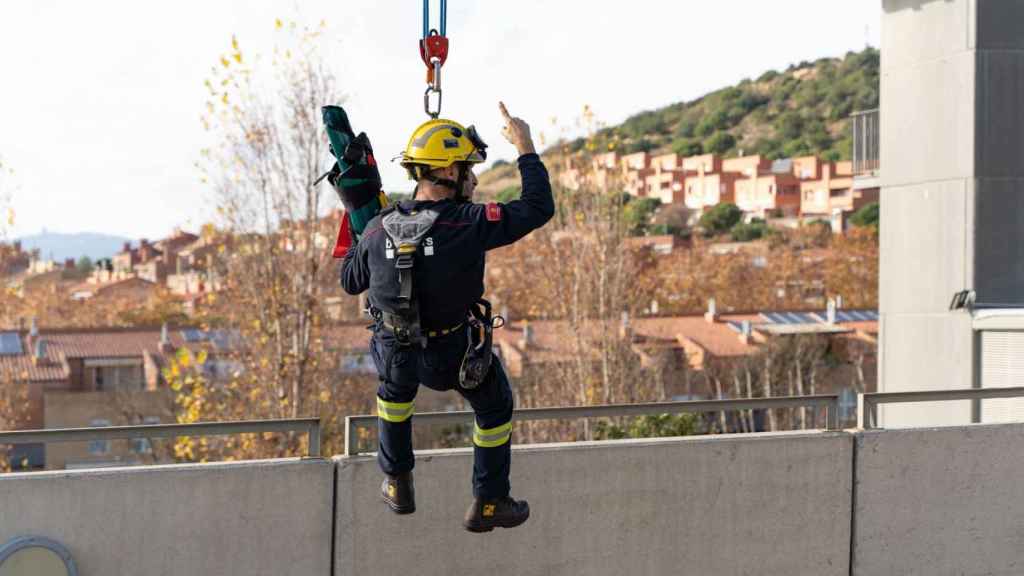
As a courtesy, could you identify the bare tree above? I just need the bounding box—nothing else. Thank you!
[174,22,367,459]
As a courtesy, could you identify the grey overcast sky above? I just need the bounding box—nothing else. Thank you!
[0,1,881,240]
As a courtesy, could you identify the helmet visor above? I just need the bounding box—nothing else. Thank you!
[466,125,488,162]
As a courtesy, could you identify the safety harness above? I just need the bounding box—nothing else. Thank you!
[377,201,441,349]
[373,200,503,389]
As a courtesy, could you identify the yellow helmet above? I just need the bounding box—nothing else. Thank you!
[401,119,487,180]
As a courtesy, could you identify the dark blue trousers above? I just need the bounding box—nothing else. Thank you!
[370,329,514,499]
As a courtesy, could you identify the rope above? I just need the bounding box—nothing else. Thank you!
[422,0,447,38]
[423,0,429,38]
[440,0,447,36]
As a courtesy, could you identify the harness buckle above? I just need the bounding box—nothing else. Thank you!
[395,253,414,270]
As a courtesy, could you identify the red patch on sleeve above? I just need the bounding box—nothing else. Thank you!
[486,203,502,222]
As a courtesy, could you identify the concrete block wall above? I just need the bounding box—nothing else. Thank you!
[334,432,854,576]
[0,458,335,576]
[852,423,1024,575]
[6,424,1024,575]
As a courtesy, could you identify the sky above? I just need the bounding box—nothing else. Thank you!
[0,1,881,240]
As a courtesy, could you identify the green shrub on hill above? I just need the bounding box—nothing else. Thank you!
[623,197,662,236]
[850,202,880,229]
[699,203,743,235]
[731,219,771,242]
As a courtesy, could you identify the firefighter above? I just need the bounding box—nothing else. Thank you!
[340,102,554,532]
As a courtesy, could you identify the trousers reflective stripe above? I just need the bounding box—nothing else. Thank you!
[473,421,512,448]
[377,398,414,423]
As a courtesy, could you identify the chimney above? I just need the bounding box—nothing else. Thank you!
[33,338,47,365]
[739,320,753,345]
[826,299,837,325]
[619,311,633,341]
[704,298,719,323]
[650,299,659,315]
[159,323,174,354]
[519,321,533,349]
[835,295,844,309]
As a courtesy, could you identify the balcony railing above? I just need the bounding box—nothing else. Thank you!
[0,418,322,458]
[858,387,1024,429]
[345,395,842,455]
[851,109,880,176]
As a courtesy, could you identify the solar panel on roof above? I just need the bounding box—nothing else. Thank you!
[762,312,819,325]
[0,332,23,355]
[835,310,878,323]
[181,329,204,343]
[726,321,744,333]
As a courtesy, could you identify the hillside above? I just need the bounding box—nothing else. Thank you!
[477,47,879,197]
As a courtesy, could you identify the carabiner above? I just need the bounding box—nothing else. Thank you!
[424,86,442,119]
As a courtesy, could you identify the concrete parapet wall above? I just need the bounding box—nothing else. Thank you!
[852,423,1024,575]
[7,423,1024,575]
[334,432,853,576]
[0,458,334,576]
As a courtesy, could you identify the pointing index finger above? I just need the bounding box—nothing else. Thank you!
[499,101,513,122]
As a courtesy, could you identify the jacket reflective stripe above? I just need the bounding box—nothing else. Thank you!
[377,397,414,423]
[473,421,512,448]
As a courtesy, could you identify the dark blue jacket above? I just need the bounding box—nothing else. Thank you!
[340,153,554,329]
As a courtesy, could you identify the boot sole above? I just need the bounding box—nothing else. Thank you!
[380,491,415,512]
[381,495,415,515]
[463,509,530,533]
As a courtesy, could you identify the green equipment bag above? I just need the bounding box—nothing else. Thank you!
[322,105,389,239]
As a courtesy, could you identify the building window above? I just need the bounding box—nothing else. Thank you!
[93,365,144,392]
[88,419,111,455]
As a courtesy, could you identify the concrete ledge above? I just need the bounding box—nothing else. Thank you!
[0,457,335,576]
[853,423,1024,575]
[334,432,853,576]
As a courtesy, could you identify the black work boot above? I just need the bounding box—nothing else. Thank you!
[381,472,415,515]
[463,496,529,533]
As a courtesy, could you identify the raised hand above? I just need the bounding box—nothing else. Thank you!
[499,101,536,156]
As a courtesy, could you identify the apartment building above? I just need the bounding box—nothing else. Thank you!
[800,161,878,219]
[643,153,687,204]
[722,155,771,177]
[684,171,742,211]
[733,166,802,217]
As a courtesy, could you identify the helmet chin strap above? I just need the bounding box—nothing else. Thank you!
[421,164,470,202]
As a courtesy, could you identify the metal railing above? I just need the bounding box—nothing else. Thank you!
[851,108,879,176]
[0,418,322,457]
[858,387,1024,429]
[345,395,841,455]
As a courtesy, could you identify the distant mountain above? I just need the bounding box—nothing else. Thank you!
[16,232,132,262]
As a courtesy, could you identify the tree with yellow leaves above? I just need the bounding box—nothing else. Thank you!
[184,20,370,460]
